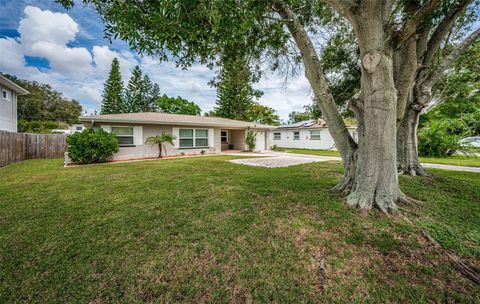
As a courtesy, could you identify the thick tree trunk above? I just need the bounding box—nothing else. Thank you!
[342,5,401,213]
[397,105,429,176]
[345,52,400,213]
[277,1,403,213]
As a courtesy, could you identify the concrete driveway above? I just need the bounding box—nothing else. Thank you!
[228,151,480,172]
[228,151,340,168]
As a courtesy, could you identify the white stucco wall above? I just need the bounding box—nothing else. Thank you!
[0,84,17,132]
[65,124,223,164]
[269,128,336,150]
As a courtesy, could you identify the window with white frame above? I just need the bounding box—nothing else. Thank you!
[221,130,228,143]
[111,126,134,146]
[273,132,281,140]
[310,130,321,140]
[2,89,12,101]
[179,128,209,148]
[293,131,300,140]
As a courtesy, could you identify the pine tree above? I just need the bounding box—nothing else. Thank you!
[212,57,262,121]
[141,74,160,112]
[124,65,144,112]
[101,58,124,114]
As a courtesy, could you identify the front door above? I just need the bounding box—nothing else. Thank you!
[255,131,266,151]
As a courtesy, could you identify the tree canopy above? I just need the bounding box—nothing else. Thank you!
[156,95,201,115]
[3,73,82,125]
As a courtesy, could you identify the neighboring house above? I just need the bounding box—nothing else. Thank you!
[51,124,86,134]
[270,119,358,150]
[70,124,85,134]
[0,75,29,132]
[67,112,273,163]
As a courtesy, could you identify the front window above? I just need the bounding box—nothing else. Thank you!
[310,130,321,140]
[111,126,134,146]
[293,131,300,140]
[179,128,209,148]
[273,132,281,140]
[221,130,228,143]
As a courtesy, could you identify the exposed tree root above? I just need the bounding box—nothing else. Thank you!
[421,230,480,285]
[332,172,403,214]
[346,191,398,214]
[398,163,431,177]
[314,252,326,293]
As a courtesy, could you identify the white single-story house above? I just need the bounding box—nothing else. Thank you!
[66,113,357,164]
[270,119,358,150]
[66,112,273,163]
[0,75,29,132]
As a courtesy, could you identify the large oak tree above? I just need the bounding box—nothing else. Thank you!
[59,0,479,213]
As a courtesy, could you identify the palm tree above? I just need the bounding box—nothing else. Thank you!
[145,131,176,158]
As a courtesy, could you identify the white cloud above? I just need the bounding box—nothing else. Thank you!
[19,6,78,46]
[0,5,313,120]
[16,5,92,76]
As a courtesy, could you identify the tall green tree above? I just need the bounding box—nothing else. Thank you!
[123,67,160,112]
[124,65,144,113]
[60,0,480,212]
[156,95,201,115]
[211,57,262,121]
[101,58,124,114]
[141,74,161,112]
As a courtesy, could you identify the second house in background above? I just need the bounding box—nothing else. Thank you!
[271,119,358,150]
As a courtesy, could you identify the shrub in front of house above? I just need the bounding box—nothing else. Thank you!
[66,129,119,164]
[245,129,257,152]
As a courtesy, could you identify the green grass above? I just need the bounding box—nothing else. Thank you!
[281,147,480,167]
[281,148,341,157]
[1,157,479,303]
[419,155,480,167]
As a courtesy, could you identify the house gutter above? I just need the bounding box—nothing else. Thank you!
[80,117,273,130]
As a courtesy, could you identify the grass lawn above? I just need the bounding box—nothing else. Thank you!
[281,147,480,167]
[1,156,479,303]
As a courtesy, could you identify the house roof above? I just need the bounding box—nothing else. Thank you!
[0,75,29,95]
[277,119,357,130]
[277,119,327,129]
[80,112,275,129]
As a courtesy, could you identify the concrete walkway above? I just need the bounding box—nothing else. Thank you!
[227,151,480,172]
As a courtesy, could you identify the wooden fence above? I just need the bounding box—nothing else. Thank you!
[0,130,67,167]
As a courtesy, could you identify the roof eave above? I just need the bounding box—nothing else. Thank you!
[79,116,272,129]
[0,76,29,95]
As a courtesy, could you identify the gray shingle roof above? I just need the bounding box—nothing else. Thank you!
[80,112,275,129]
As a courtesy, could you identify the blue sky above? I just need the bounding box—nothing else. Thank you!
[0,0,312,119]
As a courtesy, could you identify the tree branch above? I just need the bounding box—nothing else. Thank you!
[416,27,480,106]
[273,1,357,160]
[422,27,480,90]
[422,0,472,67]
[394,0,441,46]
[319,0,358,22]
